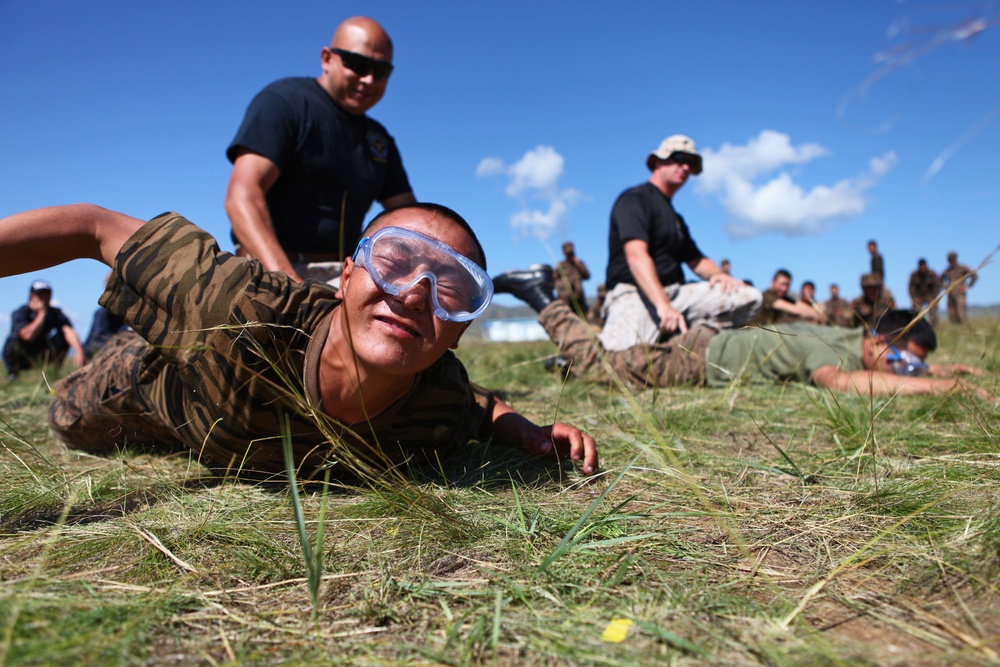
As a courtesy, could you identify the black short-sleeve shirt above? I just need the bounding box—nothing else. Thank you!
[227,77,412,258]
[605,182,704,290]
[8,304,72,341]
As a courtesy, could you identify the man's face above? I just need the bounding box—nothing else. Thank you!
[863,285,881,301]
[319,21,393,115]
[336,210,478,376]
[868,243,877,255]
[830,285,840,299]
[918,261,928,274]
[655,156,693,191]
[28,291,51,312]
[801,284,815,301]
[771,275,790,297]
[862,335,929,372]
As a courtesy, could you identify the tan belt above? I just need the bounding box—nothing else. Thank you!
[235,246,342,263]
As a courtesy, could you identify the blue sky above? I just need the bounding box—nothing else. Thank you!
[2,1,998,339]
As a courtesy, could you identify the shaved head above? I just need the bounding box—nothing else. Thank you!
[331,17,393,59]
[319,16,394,115]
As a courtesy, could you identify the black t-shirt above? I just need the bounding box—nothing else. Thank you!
[227,77,412,258]
[605,182,704,290]
[7,304,71,343]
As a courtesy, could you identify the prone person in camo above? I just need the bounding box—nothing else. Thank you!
[599,135,761,352]
[492,265,987,398]
[225,16,415,286]
[0,203,597,480]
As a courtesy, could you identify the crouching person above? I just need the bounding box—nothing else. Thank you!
[493,266,988,398]
[0,203,597,480]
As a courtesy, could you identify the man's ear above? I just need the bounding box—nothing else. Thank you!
[335,258,354,300]
[449,322,472,350]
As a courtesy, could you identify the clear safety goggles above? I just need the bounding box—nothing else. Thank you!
[886,346,930,377]
[352,226,494,322]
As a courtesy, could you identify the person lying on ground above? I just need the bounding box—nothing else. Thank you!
[0,203,598,480]
[492,265,989,399]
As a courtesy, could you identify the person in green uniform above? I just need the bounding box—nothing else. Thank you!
[492,265,987,398]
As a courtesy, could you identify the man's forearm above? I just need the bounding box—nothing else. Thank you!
[18,311,47,342]
[690,256,722,280]
[625,251,672,313]
[63,326,86,366]
[225,189,299,277]
[815,366,961,396]
[0,204,143,278]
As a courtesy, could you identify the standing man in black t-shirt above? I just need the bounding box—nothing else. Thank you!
[225,16,416,285]
[599,135,761,351]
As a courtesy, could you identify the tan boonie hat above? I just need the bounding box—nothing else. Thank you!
[646,134,703,174]
[861,273,882,287]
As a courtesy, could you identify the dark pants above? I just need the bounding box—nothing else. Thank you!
[4,332,69,376]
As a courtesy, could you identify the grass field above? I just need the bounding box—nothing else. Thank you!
[1,318,998,666]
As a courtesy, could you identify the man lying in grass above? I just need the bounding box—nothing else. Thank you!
[0,204,598,479]
[494,266,988,398]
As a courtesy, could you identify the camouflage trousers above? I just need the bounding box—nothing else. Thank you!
[48,331,183,455]
[539,301,714,388]
[911,297,939,326]
[947,291,968,324]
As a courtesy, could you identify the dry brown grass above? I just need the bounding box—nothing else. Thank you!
[1,319,998,665]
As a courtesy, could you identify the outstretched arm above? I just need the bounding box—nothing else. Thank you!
[812,365,991,399]
[0,204,144,277]
[484,396,598,476]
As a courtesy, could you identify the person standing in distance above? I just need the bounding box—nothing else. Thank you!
[908,258,942,326]
[225,16,416,285]
[555,241,591,313]
[941,251,977,324]
[868,240,884,281]
[599,135,761,351]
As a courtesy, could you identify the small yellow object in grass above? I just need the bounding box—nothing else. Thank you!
[601,618,633,643]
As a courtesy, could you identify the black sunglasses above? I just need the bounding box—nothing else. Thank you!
[667,153,700,170]
[330,48,394,81]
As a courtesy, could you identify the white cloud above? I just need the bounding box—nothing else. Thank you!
[477,145,584,239]
[695,130,897,237]
[870,151,899,176]
[475,157,505,178]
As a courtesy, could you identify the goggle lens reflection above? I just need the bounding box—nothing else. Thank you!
[352,226,493,322]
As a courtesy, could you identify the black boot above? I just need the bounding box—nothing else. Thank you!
[492,265,555,313]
